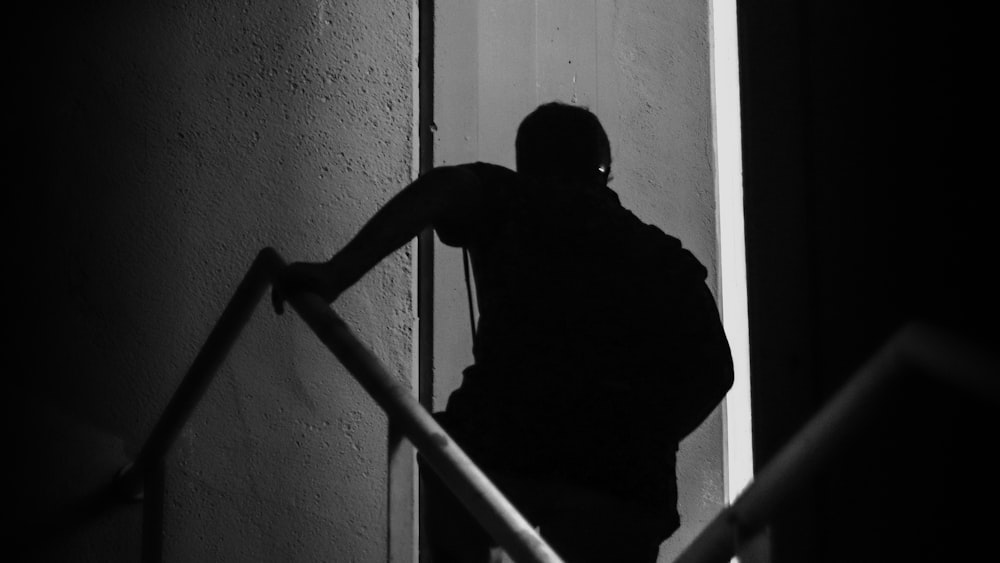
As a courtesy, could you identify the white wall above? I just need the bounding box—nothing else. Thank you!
[14,1,415,561]
[432,1,725,560]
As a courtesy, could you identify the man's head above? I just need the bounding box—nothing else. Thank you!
[515,102,611,186]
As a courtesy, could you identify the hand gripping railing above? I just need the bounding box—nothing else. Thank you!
[672,323,999,563]
[114,247,564,563]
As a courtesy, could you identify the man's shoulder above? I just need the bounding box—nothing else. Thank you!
[445,161,524,206]
[432,162,521,247]
[464,161,516,176]
[459,162,520,191]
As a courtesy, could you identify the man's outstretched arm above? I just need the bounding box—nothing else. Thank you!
[272,165,484,313]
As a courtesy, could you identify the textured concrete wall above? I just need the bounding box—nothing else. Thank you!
[14,1,414,561]
[433,1,723,560]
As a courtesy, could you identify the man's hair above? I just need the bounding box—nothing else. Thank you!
[515,102,611,184]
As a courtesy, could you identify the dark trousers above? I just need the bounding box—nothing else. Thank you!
[422,464,668,563]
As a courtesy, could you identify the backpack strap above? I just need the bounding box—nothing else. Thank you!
[462,246,478,343]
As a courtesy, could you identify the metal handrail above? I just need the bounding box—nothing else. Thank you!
[672,323,998,563]
[114,248,563,563]
[114,248,284,500]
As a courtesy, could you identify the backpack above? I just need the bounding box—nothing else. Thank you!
[464,182,734,442]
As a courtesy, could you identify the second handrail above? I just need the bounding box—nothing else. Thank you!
[672,323,998,563]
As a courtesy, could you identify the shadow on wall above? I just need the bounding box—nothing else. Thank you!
[7,0,355,559]
[12,0,418,559]
[14,0,186,439]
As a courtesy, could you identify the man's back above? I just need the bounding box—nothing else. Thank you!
[435,163,733,530]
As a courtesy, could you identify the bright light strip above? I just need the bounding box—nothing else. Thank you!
[710,0,754,506]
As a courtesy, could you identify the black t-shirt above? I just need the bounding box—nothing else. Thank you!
[435,163,732,529]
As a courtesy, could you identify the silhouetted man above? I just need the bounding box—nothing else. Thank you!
[274,102,733,562]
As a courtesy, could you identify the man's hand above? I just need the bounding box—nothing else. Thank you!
[269,166,481,316]
[271,261,343,315]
